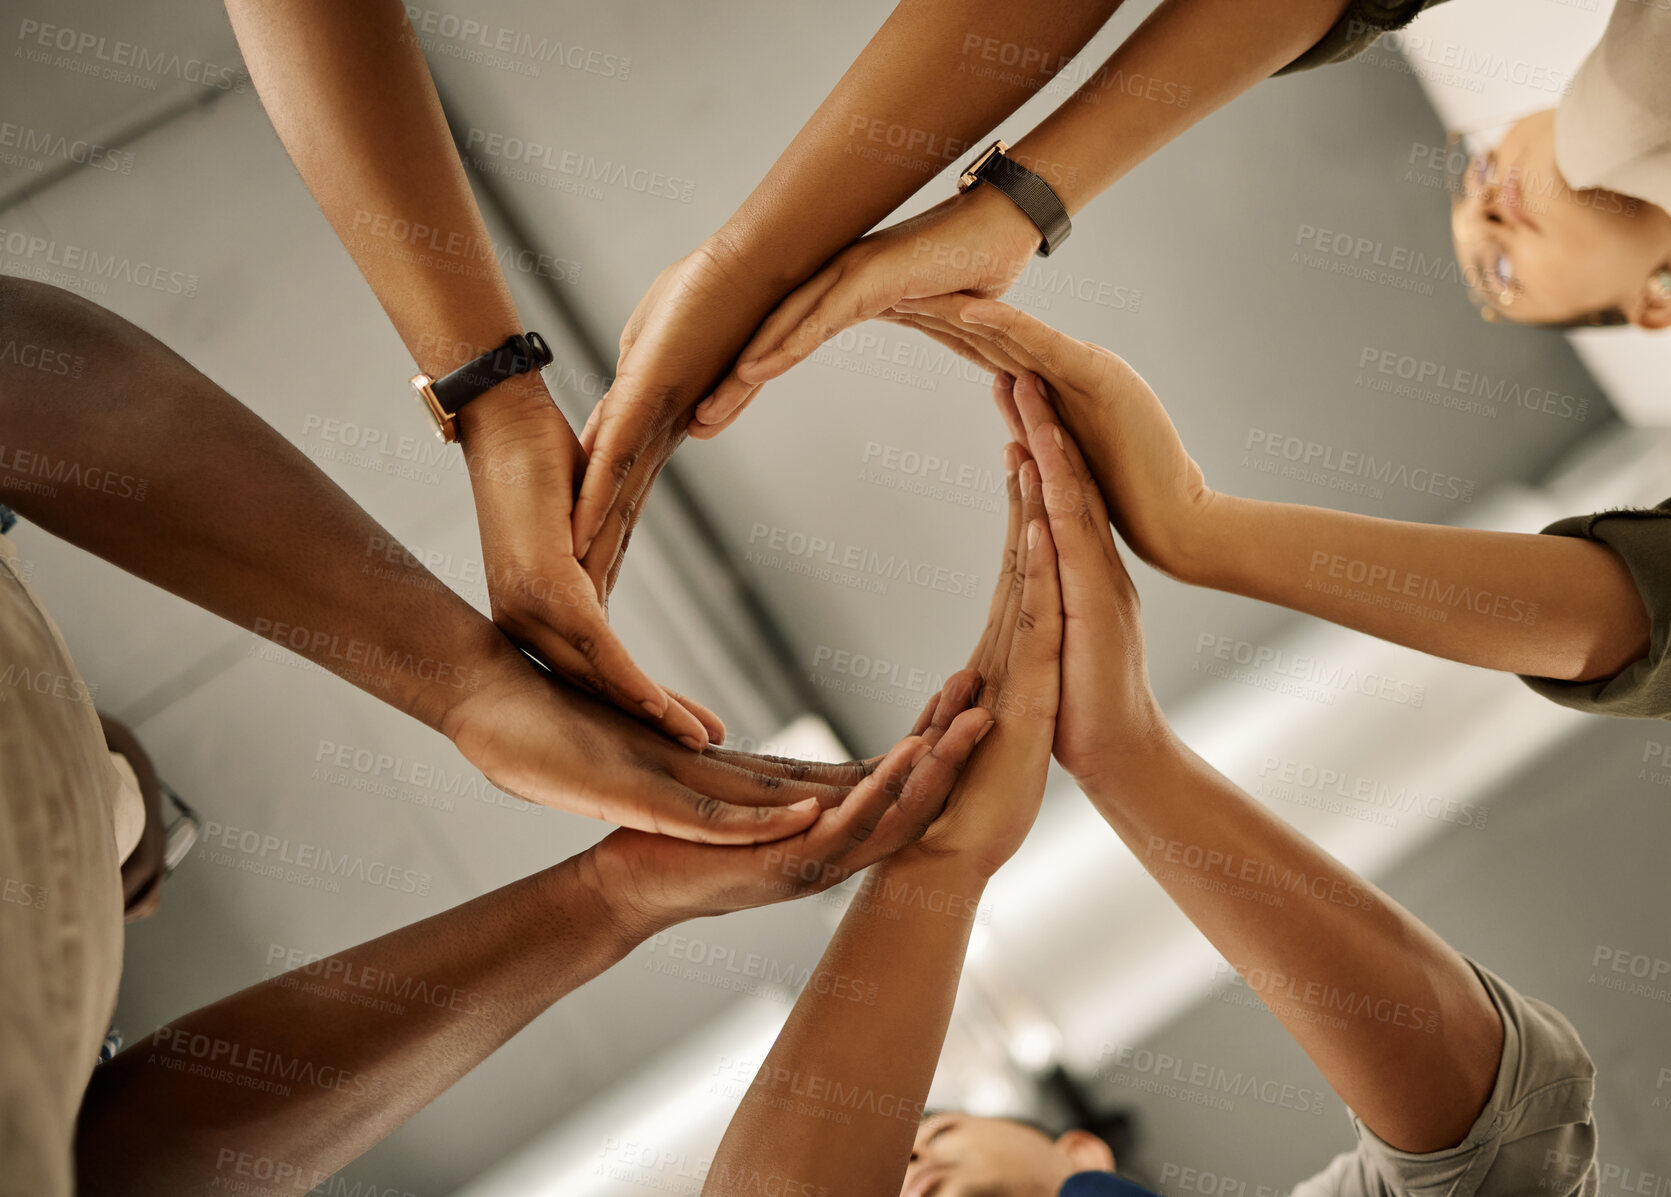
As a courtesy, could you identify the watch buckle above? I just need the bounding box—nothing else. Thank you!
[959,139,1009,192]
[410,373,458,444]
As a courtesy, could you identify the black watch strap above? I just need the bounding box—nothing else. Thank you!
[430,332,554,416]
[961,142,1072,257]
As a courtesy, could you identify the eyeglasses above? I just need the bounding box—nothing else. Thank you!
[159,782,201,877]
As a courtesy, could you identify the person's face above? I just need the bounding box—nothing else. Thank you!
[1449,108,1671,327]
[901,1113,1112,1197]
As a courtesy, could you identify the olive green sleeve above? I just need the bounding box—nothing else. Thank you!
[1518,500,1671,720]
[1276,0,1455,75]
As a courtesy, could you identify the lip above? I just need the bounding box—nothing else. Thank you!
[904,1167,949,1197]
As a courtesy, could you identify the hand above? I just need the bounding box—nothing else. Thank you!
[886,296,1215,581]
[456,374,720,752]
[1012,374,1168,791]
[908,439,1063,879]
[572,237,784,579]
[580,676,996,933]
[442,639,856,843]
[687,184,1043,438]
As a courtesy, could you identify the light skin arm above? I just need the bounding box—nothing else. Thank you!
[72,696,991,1197]
[1021,392,1503,1154]
[691,0,1354,429]
[704,441,1064,1194]
[889,296,1651,684]
[572,0,1129,563]
[220,0,716,749]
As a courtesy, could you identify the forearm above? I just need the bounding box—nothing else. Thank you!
[1081,738,1501,1153]
[0,277,518,729]
[719,0,1124,290]
[1007,0,1350,211]
[224,0,530,381]
[1186,494,1650,683]
[73,854,647,1195]
[704,850,987,1196]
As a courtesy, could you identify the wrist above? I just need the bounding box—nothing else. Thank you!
[955,179,1045,260]
[1073,721,1188,812]
[551,847,675,954]
[453,370,562,453]
[879,843,995,900]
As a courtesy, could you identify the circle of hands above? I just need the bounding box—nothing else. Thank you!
[448,254,1196,932]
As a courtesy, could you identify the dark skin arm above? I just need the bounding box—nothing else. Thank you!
[0,274,908,842]
[73,691,990,1197]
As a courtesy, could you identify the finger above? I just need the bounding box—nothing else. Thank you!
[971,443,1024,675]
[703,748,876,789]
[663,687,727,745]
[902,295,1062,387]
[1007,516,1065,692]
[1028,416,1123,613]
[729,267,889,392]
[673,749,851,811]
[889,301,1029,380]
[992,372,1026,443]
[956,298,1104,387]
[571,391,654,559]
[909,687,946,738]
[858,706,993,859]
[879,311,1013,379]
[691,272,839,426]
[513,609,712,752]
[579,401,603,456]
[988,455,1044,689]
[796,735,926,869]
[648,779,825,845]
[685,380,760,440]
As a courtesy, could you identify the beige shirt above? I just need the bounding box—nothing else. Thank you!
[1556,0,1671,212]
[1293,963,1598,1197]
[0,528,142,1197]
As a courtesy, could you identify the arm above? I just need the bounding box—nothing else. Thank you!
[0,275,876,842]
[704,439,1063,1194]
[1018,391,1503,1154]
[889,296,1650,683]
[73,695,989,1197]
[572,0,1128,560]
[685,0,1353,432]
[221,0,713,749]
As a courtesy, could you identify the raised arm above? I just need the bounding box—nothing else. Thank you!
[572,0,1128,564]
[220,0,714,749]
[73,695,989,1197]
[0,275,898,842]
[702,442,1063,1195]
[890,296,1650,684]
[1018,390,1503,1154]
[687,0,1355,432]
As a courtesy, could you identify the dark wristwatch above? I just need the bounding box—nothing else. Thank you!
[409,331,554,443]
[958,140,1072,257]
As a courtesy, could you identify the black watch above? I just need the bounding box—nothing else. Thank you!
[958,140,1072,257]
[409,331,554,443]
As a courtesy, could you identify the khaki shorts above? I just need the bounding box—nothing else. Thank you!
[0,529,143,1196]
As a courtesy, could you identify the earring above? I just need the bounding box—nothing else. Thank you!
[1653,267,1671,299]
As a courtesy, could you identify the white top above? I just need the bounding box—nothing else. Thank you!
[1556,0,1671,212]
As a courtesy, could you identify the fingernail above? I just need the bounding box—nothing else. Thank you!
[790,797,820,812]
[577,535,595,559]
[1028,522,1041,549]
[642,699,664,717]
[1052,425,1065,450]
[975,718,996,744]
[679,735,705,753]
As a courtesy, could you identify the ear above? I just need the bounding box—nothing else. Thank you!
[1628,267,1671,331]
[1054,1129,1116,1170]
